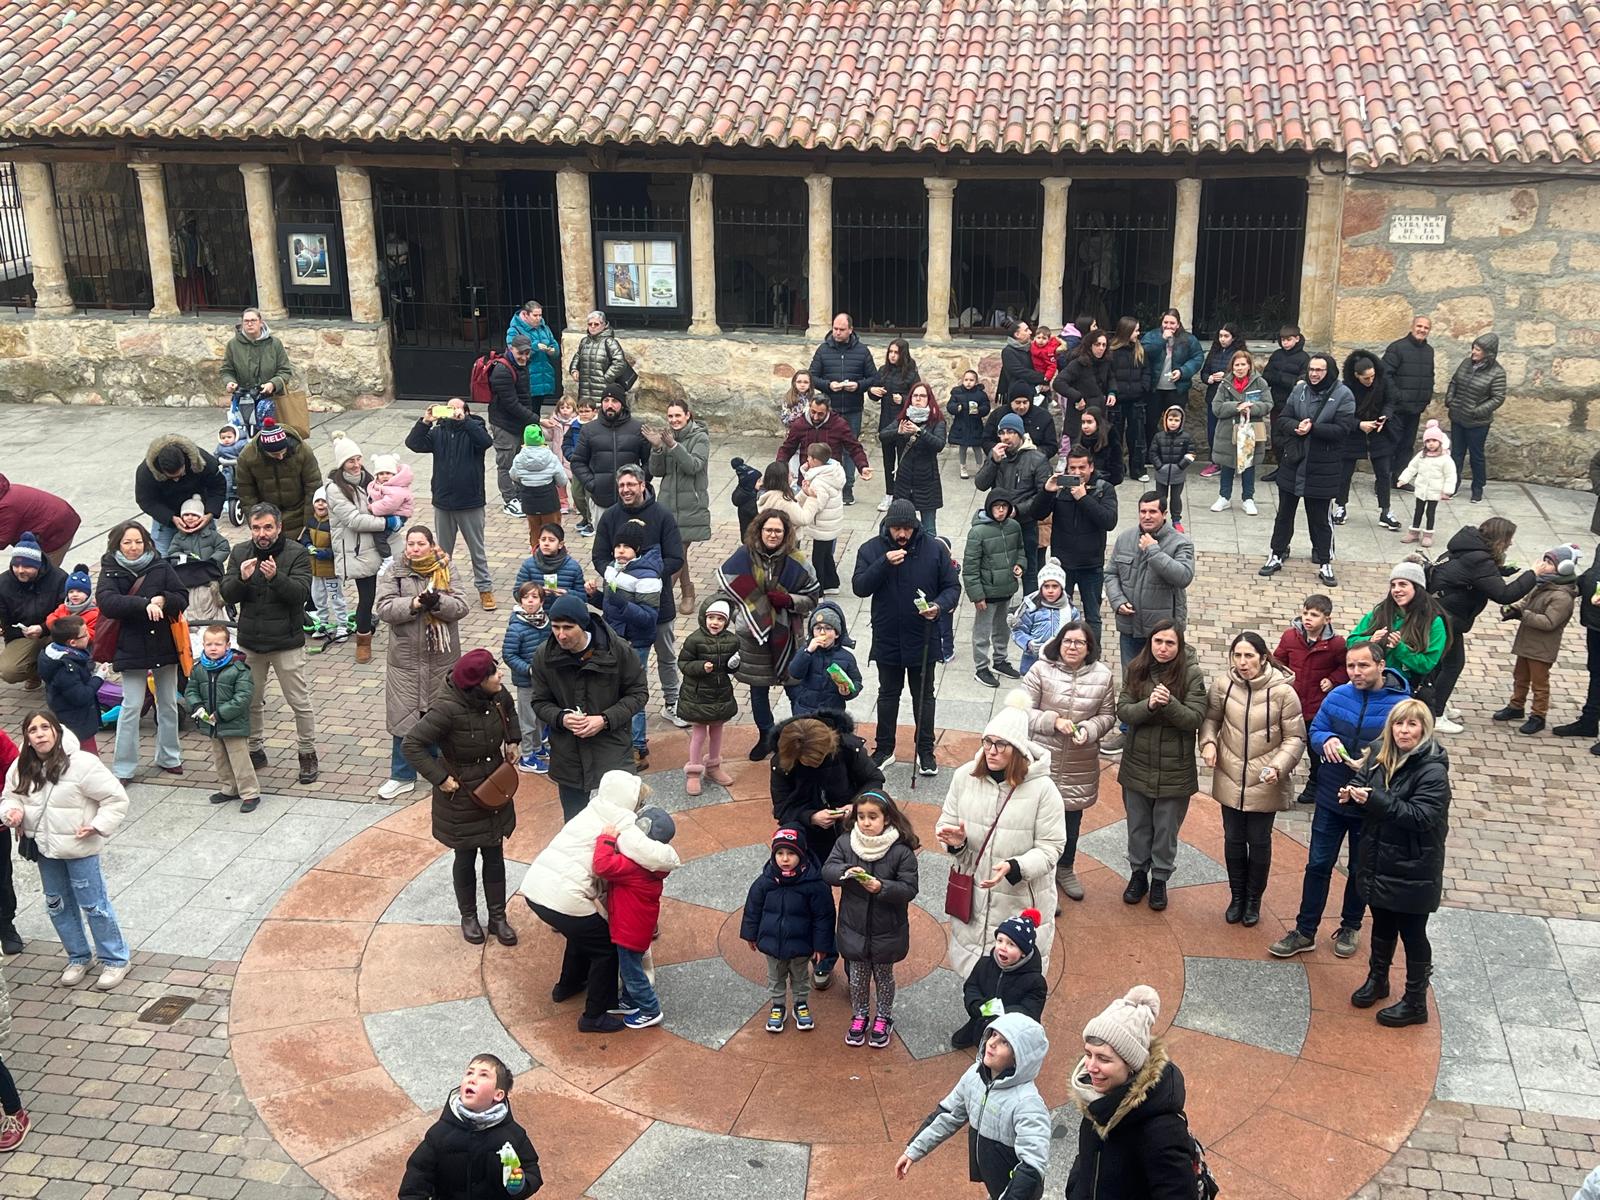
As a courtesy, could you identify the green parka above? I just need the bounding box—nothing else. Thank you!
[233,432,322,534]
[674,599,742,724]
[648,418,712,542]
[183,655,255,740]
[1115,649,1207,800]
[221,325,293,394]
[962,495,1025,603]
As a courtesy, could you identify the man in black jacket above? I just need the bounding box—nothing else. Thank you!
[808,313,876,504]
[996,319,1045,401]
[488,336,536,517]
[134,434,226,557]
[983,385,1057,454]
[405,398,499,608]
[1381,315,1435,468]
[0,536,68,687]
[1040,447,1120,644]
[570,388,647,516]
[219,503,318,783]
[975,413,1054,592]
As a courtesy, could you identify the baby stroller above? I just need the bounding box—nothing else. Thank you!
[222,460,243,526]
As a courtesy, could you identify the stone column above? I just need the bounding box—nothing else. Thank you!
[1168,177,1202,324]
[555,166,595,344]
[238,163,286,321]
[13,162,72,316]
[1298,166,1343,348]
[129,164,179,317]
[687,171,720,335]
[335,165,383,324]
[804,173,833,341]
[1038,177,1071,329]
[923,177,956,340]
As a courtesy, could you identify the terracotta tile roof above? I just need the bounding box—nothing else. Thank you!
[1,1,1597,168]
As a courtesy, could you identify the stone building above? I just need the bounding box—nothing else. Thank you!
[0,1,1596,481]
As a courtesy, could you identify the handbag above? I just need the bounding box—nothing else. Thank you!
[612,359,639,394]
[169,613,194,677]
[943,785,1018,923]
[471,701,520,812]
[92,575,143,664]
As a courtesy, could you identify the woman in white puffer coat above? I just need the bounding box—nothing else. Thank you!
[1,711,131,991]
[936,694,1067,976]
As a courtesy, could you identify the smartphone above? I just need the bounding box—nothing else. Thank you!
[430,404,454,419]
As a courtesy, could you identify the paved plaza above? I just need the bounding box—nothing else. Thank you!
[1,400,1598,1199]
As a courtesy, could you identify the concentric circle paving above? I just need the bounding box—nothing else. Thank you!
[230,725,1439,1200]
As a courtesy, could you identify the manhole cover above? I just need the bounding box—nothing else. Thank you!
[138,995,196,1026]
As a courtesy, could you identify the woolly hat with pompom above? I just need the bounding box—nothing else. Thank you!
[996,907,1043,960]
[329,430,362,469]
[982,690,1039,760]
[1083,984,1162,1070]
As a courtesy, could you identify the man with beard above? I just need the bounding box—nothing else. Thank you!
[975,412,1053,593]
[775,395,874,484]
[1381,315,1435,468]
[220,503,318,783]
[983,384,1057,455]
[234,417,321,538]
[1259,353,1356,587]
[571,385,648,521]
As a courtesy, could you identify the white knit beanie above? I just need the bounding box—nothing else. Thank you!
[1037,557,1068,590]
[982,690,1037,757]
[1083,984,1162,1071]
[371,454,399,476]
[329,430,362,469]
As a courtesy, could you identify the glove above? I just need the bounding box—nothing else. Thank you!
[418,589,441,611]
[385,515,403,533]
[1500,606,1521,622]
[726,652,741,671]
[766,588,791,609]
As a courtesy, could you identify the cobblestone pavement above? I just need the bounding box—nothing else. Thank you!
[1,401,1597,1197]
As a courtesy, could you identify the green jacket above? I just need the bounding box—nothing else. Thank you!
[1350,608,1447,684]
[1115,652,1207,800]
[962,511,1024,602]
[234,433,321,534]
[675,601,742,725]
[183,656,254,739]
[648,419,712,542]
[222,326,293,394]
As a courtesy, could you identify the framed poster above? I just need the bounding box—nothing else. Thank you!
[279,222,342,293]
[597,233,684,315]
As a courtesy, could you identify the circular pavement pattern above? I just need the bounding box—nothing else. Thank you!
[230,726,1439,1200]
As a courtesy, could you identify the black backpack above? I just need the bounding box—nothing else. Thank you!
[1182,1113,1221,1199]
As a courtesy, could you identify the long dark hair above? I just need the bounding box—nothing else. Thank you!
[848,789,921,851]
[1478,517,1517,564]
[1073,327,1110,364]
[13,709,69,795]
[327,462,370,505]
[1209,323,1246,360]
[1125,619,1189,695]
[1228,630,1287,675]
[1368,581,1448,654]
[884,337,917,381]
[760,461,792,494]
[897,381,944,425]
[1077,407,1110,452]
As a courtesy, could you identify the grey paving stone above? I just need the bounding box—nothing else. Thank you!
[114,803,211,849]
[587,1121,810,1200]
[1518,1088,1600,1120]
[1173,956,1310,1056]
[1503,1023,1600,1096]
[891,966,966,1060]
[1583,1001,1600,1048]
[1469,910,1562,970]
[1549,916,1600,948]
[1076,819,1228,887]
[910,850,954,921]
[1043,1104,1082,1199]
[98,843,170,886]
[230,815,349,864]
[146,829,258,880]
[1489,966,1588,1031]
[660,844,770,914]
[1435,1056,1524,1108]
[364,997,536,1110]
[1426,905,1482,966]
[1436,960,1510,1062]
[656,957,770,1050]
[139,906,251,958]
[1558,943,1600,1002]
[190,857,299,914]
[380,852,530,925]
[639,769,723,815]
[937,697,1007,735]
[286,796,368,821]
[101,872,209,931]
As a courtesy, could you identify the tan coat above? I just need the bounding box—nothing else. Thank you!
[374,568,470,737]
[1198,664,1305,813]
[1510,579,1577,664]
[1022,659,1117,810]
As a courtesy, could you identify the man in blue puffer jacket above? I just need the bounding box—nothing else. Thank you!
[1270,639,1409,961]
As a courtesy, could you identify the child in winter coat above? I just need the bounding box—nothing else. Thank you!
[502,582,552,773]
[509,427,567,551]
[514,523,585,598]
[540,395,579,515]
[168,496,232,624]
[821,790,920,1049]
[593,806,681,1029]
[1275,594,1348,804]
[1147,404,1197,530]
[951,910,1049,1050]
[1030,326,1063,383]
[397,1054,542,1200]
[676,598,741,795]
[897,1011,1052,1200]
[938,534,959,664]
[1010,559,1079,674]
[300,488,348,648]
[1076,407,1123,486]
[964,492,1027,686]
[38,615,102,751]
[183,625,260,813]
[44,563,99,642]
[600,524,663,765]
[798,445,847,592]
[367,454,415,562]
[755,461,810,531]
[786,602,862,717]
[1396,421,1458,547]
[947,370,992,478]
[1496,543,1582,734]
[741,826,837,1033]
[730,456,762,541]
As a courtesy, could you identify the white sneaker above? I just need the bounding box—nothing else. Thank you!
[1138,474,1151,483]
[1210,497,1231,512]
[376,777,416,800]
[61,962,91,987]
[95,964,130,991]
[1434,716,1465,734]
[877,496,891,513]
[1446,704,1463,721]
[1242,499,1259,516]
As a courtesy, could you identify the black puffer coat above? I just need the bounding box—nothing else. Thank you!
[1274,377,1357,499]
[1430,525,1537,633]
[808,332,876,416]
[820,834,918,964]
[869,362,921,437]
[955,946,1047,1048]
[997,337,1043,400]
[1340,351,1396,463]
[95,554,189,673]
[1055,352,1112,411]
[218,536,313,654]
[1066,1040,1195,1200]
[402,681,521,850]
[850,502,960,668]
[1352,739,1451,914]
[1108,344,1150,408]
[571,405,648,509]
[1444,334,1507,429]
[887,414,946,510]
[135,435,226,527]
[1263,334,1309,410]
[1382,333,1436,416]
[527,619,647,791]
[0,560,68,638]
[405,414,494,512]
[769,710,885,868]
[397,1098,542,1200]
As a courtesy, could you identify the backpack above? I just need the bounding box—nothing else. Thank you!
[470,351,510,407]
[1182,1113,1221,1199]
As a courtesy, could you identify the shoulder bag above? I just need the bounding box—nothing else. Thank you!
[471,699,521,812]
[943,785,1017,923]
[92,575,143,665]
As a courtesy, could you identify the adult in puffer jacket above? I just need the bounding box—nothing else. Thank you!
[1427,519,1536,720]
[570,393,647,511]
[1263,355,1357,583]
[1444,332,1505,501]
[233,421,322,536]
[1199,633,1306,928]
[567,313,629,410]
[1382,316,1436,462]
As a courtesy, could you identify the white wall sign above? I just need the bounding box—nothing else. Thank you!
[1389,214,1448,245]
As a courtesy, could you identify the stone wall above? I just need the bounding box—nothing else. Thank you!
[1333,176,1600,486]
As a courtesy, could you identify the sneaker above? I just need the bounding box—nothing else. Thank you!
[662,704,690,729]
[1200,463,1219,478]
[1318,563,1337,587]
[842,488,856,507]
[867,1017,892,1049]
[1518,715,1546,735]
[917,751,938,777]
[975,667,999,688]
[1258,555,1284,577]
[877,496,891,513]
[624,1010,663,1029]
[576,522,595,537]
[240,797,260,814]
[530,750,550,775]
[812,966,834,991]
[1434,716,1465,734]
[608,1001,641,1016]
[61,961,91,987]
[577,1013,625,1033]
[1378,511,1403,531]
[516,751,543,773]
[1242,499,1258,516]
[993,661,1020,679]
[209,791,236,805]
[1492,706,1524,722]
[1554,720,1600,738]
[871,748,895,770]
[1471,491,1484,503]
[766,1004,787,1033]
[794,1002,815,1030]
[1147,879,1168,911]
[1138,473,1152,483]
[1173,521,1185,534]
[503,499,524,517]
[1269,930,1316,958]
[95,964,129,990]
[1445,705,1463,721]
[1330,503,1347,526]
[845,1016,868,1046]
[1099,729,1125,756]
[1332,927,1361,958]
[1210,496,1232,513]
[959,468,970,480]
[377,777,416,800]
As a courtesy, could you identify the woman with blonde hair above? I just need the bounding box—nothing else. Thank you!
[1209,347,1271,514]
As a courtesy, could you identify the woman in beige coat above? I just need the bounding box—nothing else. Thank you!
[1022,621,1117,903]
[936,694,1067,976]
[373,527,470,801]
[1199,631,1305,928]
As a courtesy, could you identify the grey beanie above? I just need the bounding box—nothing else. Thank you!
[1390,560,1428,589]
[635,805,676,844]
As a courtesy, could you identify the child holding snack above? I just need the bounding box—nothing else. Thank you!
[514,523,585,598]
[786,602,862,717]
[675,598,741,795]
[741,826,836,1034]
[593,805,681,1029]
[398,1053,542,1200]
[950,909,1049,1049]
[183,624,260,813]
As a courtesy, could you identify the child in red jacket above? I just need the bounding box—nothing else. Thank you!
[1030,326,1063,383]
[1274,593,1348,805]
[44,563,98,641]
[593,806,681,1030]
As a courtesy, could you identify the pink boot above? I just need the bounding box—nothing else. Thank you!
[1400,529,1419,544]
[705,759,734,787]
[685,764,703,796]
[1421,531,1434,548]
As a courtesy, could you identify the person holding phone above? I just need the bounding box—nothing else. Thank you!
[1335,350,1401,530]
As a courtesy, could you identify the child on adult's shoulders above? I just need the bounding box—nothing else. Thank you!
[398,1053,542,1200]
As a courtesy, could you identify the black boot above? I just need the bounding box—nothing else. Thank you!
[453,872,485,945]
[0,919,23,956]
[1241,851,1271,928]
[485,875,517,946]
[1223,841,1247,924]
[1377,955,1431,1027]
[297,751,320,784]
[1351,936,1396,1008]
[1122,869,1148,905]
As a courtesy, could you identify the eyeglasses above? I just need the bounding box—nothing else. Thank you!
[980,736,1012,751]
[1058,638,1089,647]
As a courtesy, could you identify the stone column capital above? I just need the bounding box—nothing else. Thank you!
[923,177,958,199]
[130,160,180,317]
[238,161,287,321]
[129,162,164,182]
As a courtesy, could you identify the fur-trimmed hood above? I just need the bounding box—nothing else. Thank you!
[143,433,208,477]
[1070,1036,1184,1137]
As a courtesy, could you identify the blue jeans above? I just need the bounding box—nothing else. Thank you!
[1294,801,1367,938]
[114,665,182,780]
[631,646,652,750]
[617,946,660,1017]
[919,509,938,539]
[151,522,177,556]
[1451,422,1489,494]
[1218,465,1255,501]
[391,735,439,782]
[1065,565,1104,644]
[37,855,129,968]
[1120,633,1146,679]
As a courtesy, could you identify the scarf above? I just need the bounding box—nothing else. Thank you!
[407,550,454,653]
[1232,375,1249,393]
[849,825,899,863]
[200,649,235,670]
[716,546,807,674]
[341,468,363,485]
[448,1091,507,1131]
[64,596,93,614]
[115,549,156,572]
[1070,1060,1104,1108]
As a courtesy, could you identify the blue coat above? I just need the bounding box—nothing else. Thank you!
[1140,329,1205,395]
[1308,669,1411,809]
[404,414,494,512]
[514,549,586,597]
[787,622,863,717]
[501,610,551,688]
[740,845,838,961]
[601,546,664,652]
[38,642,101,742]
[850,500,960,667]
[505,312,560,397]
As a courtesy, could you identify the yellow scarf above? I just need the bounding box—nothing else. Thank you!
[407,550,453,652]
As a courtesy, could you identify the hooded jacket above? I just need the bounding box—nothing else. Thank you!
[798,458,847,542]
[1066,1038,1194,1200]
[1055,350,1113,411]
[519,771,676,917]
[998,335,1045,400]
[975,437,1053,524]
[740,828,838,961]
[509,442,567,500]
[592,488,685,624]
[0,474,80,553]
[647,419,712,542]
[1444,334,1507,428]
[405,412,494,512]
[821,828,919,964]
[983,404,1058,461]
[506,311,560,396]
[397,1094,542,1200]
[674,597,742,725]
[1,729,129,862]
[768,709,883,866]
[851,501,961,668]
[1041,470,1119,569]
[403,680,522,849]
[1104,521,1195,638]
[1199,662,1306,813]
[1275,375,1358,499]
[1209,372,1272,471]
[96,552,189,672]
[947,382,992,446]
[1308,668,1411,809]
[501,607,551,690]
[785,601,863,716]
[1116,648,1208,800]
[1024,657,1117,809]
[1508,574,1577,663]
[1382,332,1436,416]
[38,642,102,742]
[1009,588,1077,664]
[135,435,226,528]
[527,620,647,792]
[569,325,629,409]
[571,403,649,510]
[234,432,322,533]
[1263,332,1309,408]
[1579,561,1600,634]
[221,324,292,395]
[600,546,663,652]
[776,407,871,472]
[1430,526,1537,632]
[1340,351,1396,462]
[593,826,681,953]
[219,535,314,654]
[963,495,1025,602]
[907,1012,1052,1200]
[808,331,877,416]
[1274,619,1348,723]
[1352,739,1451,914]
[955,945,1048,1049]
[373,567,471,737]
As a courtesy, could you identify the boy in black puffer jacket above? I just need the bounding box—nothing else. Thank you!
[399,1053,541,1200]
[951,909,1049,1050]
[741,826,837,1034]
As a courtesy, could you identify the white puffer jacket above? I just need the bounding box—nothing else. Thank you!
[939,746,1067,976]
[323,476,387,581]
[1022,659,1117,810]
[2,734,129,860]
[515,771,680,918]
[799,459,846,542]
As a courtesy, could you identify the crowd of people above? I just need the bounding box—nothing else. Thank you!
[0,298,1596,1196]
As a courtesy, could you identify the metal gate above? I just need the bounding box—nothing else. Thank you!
[1064,184,1175,332]
[375,176,564,402]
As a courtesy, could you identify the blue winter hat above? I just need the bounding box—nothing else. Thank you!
[63,563,92,597]
[548,593,591,629]
[8,531,42,568]
[996,907,1043,959]
[998,413,1026,436]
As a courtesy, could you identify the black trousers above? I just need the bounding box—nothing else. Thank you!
[1062,808,1083,870]
[875,662,936,756]
[1221,807,1275,857]
[1389,410,1422,466]
[529,899,619,1019]
[1337,457,1393,512]
[1370,906,1432,961]
[1581,628,1600,724]
[812,539,839,591]
[1430,627,1467,714]
[0,830,13,924]
[452,843,507,913]
[1270,487,1334,563]
[354,573,378,635]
